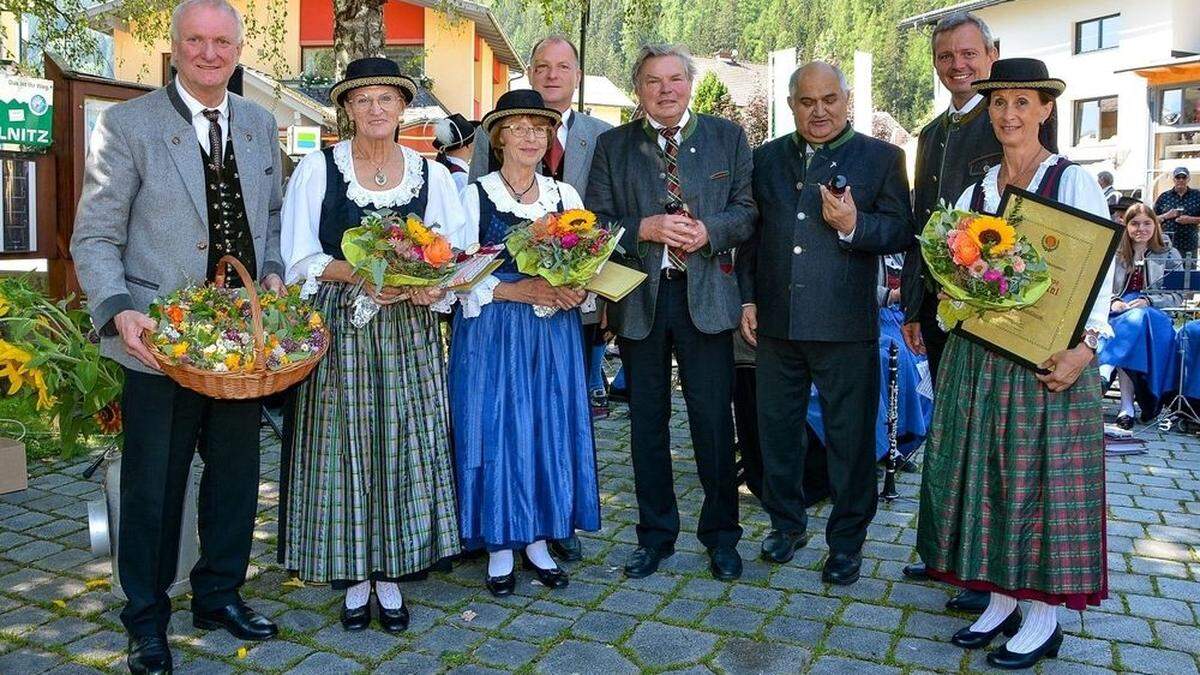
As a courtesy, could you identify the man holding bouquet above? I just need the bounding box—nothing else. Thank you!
[70,1,284,672]
[586,43,756,581]
[737,61,913,585]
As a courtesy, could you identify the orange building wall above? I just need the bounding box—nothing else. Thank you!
[299,0,424,45]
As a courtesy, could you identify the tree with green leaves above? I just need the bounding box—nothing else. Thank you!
[692,71,729,115]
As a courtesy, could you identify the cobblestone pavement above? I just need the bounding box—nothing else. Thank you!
[0,397,1198,674]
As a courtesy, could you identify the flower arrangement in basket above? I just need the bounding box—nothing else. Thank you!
[504,209,622,316]
[919,198,1051,329]
[142,256,329,399]
[0,276,123,457]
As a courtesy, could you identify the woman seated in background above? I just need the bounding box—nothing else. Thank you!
[1099,202,1183,429]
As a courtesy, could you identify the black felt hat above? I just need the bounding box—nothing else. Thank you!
[480,89,561,134]
[972,58,1065,98]
[433,113,478,151]
[330,57,418,106]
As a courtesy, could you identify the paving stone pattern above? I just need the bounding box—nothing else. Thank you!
[0,396,1198,673]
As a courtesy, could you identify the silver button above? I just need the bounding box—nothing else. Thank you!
[932,175,938,183]
[797,212,807,221]
[659,172,666,179]
[793,245,803,255]
[689,147,696,153]
[196,242,208,250]
[172,137,180,145]
[795,181,804,190]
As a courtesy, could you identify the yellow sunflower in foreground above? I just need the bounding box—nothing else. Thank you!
[966,215,1016,255]
[559,209,597,233]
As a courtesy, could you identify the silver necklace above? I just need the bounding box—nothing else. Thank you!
[354,142,392,186]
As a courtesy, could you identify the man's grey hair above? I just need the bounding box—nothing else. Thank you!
[1097,171,1114,187]
[530,35,580,67]
[788,61,849,98]
[631,44,696,87]
[931,11,995,55]
[171,0,245,45]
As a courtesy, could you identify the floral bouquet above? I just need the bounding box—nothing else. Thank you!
[919,199,1051,329]
[505,209,622,317]
[341,210,457,290]
[147,283,327,373]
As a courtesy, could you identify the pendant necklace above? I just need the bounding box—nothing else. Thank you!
[500,171,537,201]
[354,141,391,186]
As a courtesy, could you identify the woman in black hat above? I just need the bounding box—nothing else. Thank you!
[446,89,601,596]
[278,57,467,632]
[433,112,477,192]
[916,58,1115,669]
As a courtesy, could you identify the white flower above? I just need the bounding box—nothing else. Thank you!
[213,363,229,373]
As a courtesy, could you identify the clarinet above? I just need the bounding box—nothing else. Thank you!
[880,341,900,502]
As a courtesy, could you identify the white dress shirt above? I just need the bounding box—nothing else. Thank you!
[556,107,573,150]
[175,78,228,157]
[446,156,470,193]
[950,93,984,118]
[646,110,692,270]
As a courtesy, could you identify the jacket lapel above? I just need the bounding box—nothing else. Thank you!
[563,114,588,188]
[161,120,209,228]
[229,97,262,236]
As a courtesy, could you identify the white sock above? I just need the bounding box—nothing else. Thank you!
[1117,370,1136,417]
[1006,601,1058,654]
[375,581,403,610]
[344,580,370,609]
[487,550,514,577]
[969,592,1018,633]
[525,540,558,570]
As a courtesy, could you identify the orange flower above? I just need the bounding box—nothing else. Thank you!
[531,214,557,240]
[423,236,453,266]
[95,401,122,434]
[165,305,185,325]
[950,234,981,266]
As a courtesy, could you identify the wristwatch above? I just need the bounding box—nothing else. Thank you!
[1081,329,1099,351]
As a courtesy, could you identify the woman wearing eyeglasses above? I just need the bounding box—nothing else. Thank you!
[278,58,466,632]
[448,89,601,596]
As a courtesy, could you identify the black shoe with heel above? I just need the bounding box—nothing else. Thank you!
[986,625,1063,670]
[377,598,410,633]
[950,607,1022,649]
[485,571,516,597]
[522,551,569,588]
[340,601,371,631]
[946,589,990,613]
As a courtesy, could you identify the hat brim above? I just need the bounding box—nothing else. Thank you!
[330,75,418,106]
[480,107,562,135]
[973,78,1066,98]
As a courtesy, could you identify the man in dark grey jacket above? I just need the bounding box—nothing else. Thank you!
[738,61,912,586]
[587,44,756,582]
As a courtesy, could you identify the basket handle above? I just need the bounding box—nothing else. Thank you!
[213,256,265,373]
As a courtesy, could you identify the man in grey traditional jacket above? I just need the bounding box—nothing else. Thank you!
[70,1,284,671]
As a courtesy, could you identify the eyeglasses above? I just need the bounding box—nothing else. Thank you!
[347,94,403,111]
[500,125,550,140]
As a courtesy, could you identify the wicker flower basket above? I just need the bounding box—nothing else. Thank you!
[141,256,329,400]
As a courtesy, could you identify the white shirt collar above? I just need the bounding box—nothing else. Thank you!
[647,109,691,134]
[446,155,469,170]
[175,77,229,120]
[950,94,983,117]
[558,106,573,128]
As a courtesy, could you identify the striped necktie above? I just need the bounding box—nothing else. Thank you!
[660,126,688,270]
[202,108,223,170]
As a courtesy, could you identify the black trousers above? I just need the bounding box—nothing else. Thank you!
[756,335,879,554]
[118,368,261,638]
[617,277,742,551]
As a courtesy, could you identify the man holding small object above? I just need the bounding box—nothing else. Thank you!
[737,61,913,584]
[1154,167,1200,259]
[587,43,756,581]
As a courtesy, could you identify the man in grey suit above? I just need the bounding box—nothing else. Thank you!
[472,34,612,563]
[738,62,913,586]
[587,44,756,581]
[70,1,283,671]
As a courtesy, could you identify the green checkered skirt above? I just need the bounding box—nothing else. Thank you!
[284,283,460,583]
[916,335,1108,609]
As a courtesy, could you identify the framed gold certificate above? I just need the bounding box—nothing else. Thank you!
[954,187,1120,371]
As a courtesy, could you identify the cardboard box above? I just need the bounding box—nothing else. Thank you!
[0,436,28,494]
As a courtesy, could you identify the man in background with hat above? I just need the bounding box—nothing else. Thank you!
[70,0,284,672]
[897,10,999,612]
[588,43,755,582]
[434,112,477,192]
[1154,166,1200,259]
[472,34,612,564]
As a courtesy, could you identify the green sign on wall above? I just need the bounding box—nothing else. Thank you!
[0,74,53,152]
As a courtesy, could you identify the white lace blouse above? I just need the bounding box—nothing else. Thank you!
[280,140,470,287]
[953,154,1116,338]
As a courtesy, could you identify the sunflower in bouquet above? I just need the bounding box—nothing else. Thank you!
[341,209,457,290]
[919,198,1051,329]
[505,209,621,289]
[147,284,327,372]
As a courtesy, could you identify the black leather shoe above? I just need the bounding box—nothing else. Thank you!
[1116,413,1135,430]
[902,562,930,580]
[549,535,584,562]
[822,550,862,585]
[950,607,1022,649]
[522,552,570,588]
[340,601,370,631]
[946,589,990,613]
[485,571,516,597]
[760,530,809,564]
[986,625,1063,670]
[623,546,673,579]
[128,634,172,675]
[377,599,410,633]
[708,546,743,581]
[193,602,278,641]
